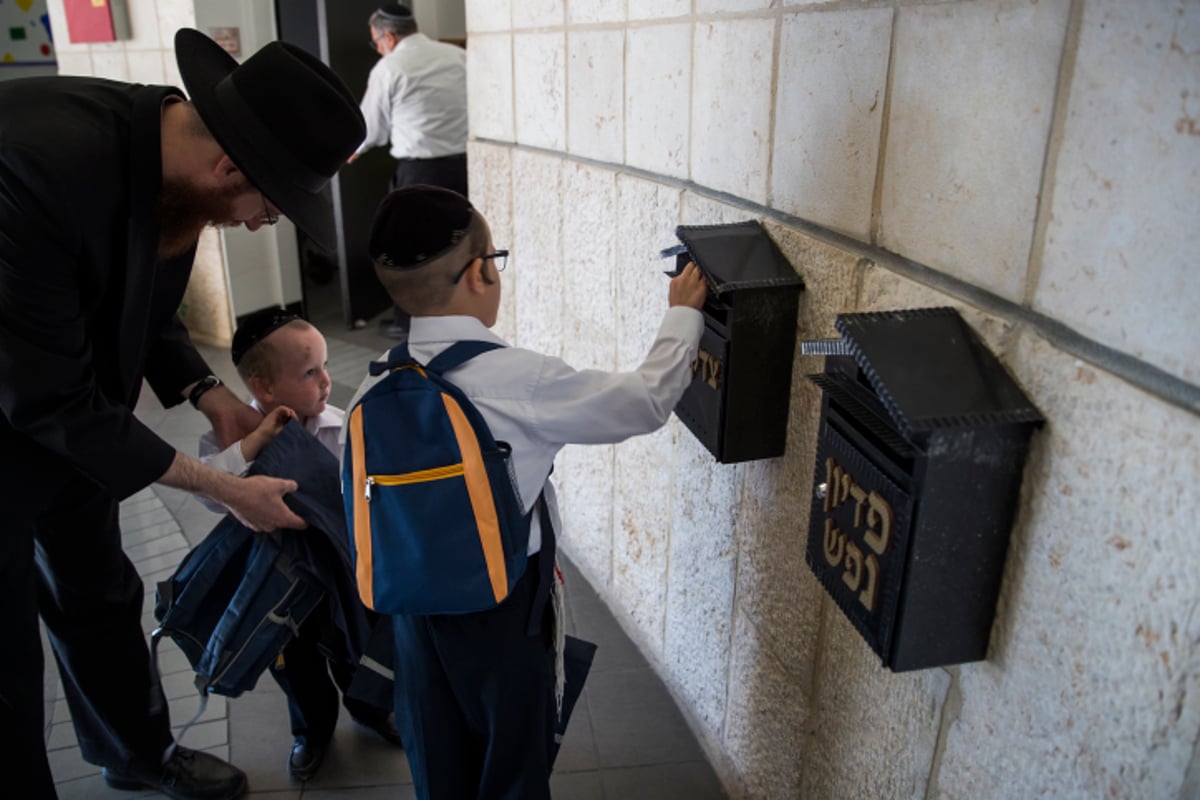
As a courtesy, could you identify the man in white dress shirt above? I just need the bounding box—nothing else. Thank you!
[351,4,470,338]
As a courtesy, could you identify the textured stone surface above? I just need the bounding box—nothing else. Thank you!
[731,224,859,695]
[625,23,691,180]
[800,611,950,799]
[567,30,624,163]
[511,150,564,355]
[466,33,514,141]
[933,331,1200,799]
[562,161,619,370]
[1035,1,1200,385]
[514,32,566,150]
[568,0,625,25]
[466,142,517,342]
[690,18,776,204]
[512,0,563,29]
[764,222,862,339]
[879,0,1070,302]
[723,610,809,800]
[615,175,683,372]
[628,0,690,22]
[558,443,616,595]
[697,0,777,14]
[771,7,892,239]
[611,426,675,656]
[859,264,1019,358]
[465,0,511,32]
[681,191,752,228]
[663,431,742,734]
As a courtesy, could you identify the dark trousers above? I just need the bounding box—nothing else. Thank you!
[389,152,468,196]
[0,472,173,799]
[268,603,386,747]
[386,153,470,330]
[392,552,555,800]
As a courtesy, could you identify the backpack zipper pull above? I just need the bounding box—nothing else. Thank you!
[365,477,375,503]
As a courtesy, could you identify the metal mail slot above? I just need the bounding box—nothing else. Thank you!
[666,221,805,464]
[804,308,1044,671]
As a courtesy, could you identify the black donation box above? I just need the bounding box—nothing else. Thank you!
[666,221,805,463]
[803,307,1043,671]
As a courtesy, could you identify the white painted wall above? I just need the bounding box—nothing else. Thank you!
[464,2,1200,798]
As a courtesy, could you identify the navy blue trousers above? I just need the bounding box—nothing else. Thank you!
[391,552,556,800]
[268,601,386,747]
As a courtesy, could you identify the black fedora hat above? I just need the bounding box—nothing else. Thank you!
[174,28,365,250]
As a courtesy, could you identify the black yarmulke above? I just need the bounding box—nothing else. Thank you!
[369,185,476,270]
[376,4,413,20]
[231,306,302,366]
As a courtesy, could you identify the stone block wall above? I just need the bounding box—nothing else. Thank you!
[465,1,1200,798]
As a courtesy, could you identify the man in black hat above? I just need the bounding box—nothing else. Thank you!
[0,28,364,799]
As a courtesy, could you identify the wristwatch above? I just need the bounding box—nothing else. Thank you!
[187,375,223,409]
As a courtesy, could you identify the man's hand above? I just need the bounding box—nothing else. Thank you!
[241,406,297,462]
[158,452,307,532]
[221,474,307,532]
[194,385,263,448]
[669,261,708,310]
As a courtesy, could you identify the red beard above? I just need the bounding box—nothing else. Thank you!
[157,176,245,259]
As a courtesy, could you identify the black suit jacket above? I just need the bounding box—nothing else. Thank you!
[0,77,210,502]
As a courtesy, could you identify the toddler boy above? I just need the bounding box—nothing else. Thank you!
[198,308,398,780]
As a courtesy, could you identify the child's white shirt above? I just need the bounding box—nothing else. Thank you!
[341,306,704,555]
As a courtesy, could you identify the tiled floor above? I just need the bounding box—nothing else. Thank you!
[44,292,726,799]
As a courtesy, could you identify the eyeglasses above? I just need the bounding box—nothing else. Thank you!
[452,250,509,284]
[369,33,387,53]
[260,193,278,226]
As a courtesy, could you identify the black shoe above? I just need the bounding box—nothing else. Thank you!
[352,710,403,746]
[102,746,247,800]
[288,739,328,782]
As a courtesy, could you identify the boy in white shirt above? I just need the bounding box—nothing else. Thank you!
[354,185,707,800]
[198,308,398,781]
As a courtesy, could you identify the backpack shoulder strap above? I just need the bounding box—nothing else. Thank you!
[426,340,505,375]
[368,340,504,378]
[369,342,416,376]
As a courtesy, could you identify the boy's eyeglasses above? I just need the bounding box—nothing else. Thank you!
[452,250,508,284]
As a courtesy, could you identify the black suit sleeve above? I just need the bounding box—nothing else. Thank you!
[0,146,176,499]
[141,247,211,408]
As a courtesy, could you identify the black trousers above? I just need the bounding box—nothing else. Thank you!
[268,601,386,747]
[391,552,556,800]
[388,152,468,196]
[0,471,173,799]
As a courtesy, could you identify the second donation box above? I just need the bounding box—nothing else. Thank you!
[667,221,805,464]
[803,308,1043,671]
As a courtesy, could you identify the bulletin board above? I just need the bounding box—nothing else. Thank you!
[0,0,55,66]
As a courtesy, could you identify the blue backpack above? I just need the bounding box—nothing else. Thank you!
[343,341,537,616]
[152,422,370,741]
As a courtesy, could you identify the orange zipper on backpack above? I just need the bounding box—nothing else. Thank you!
[364,463,466,501]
